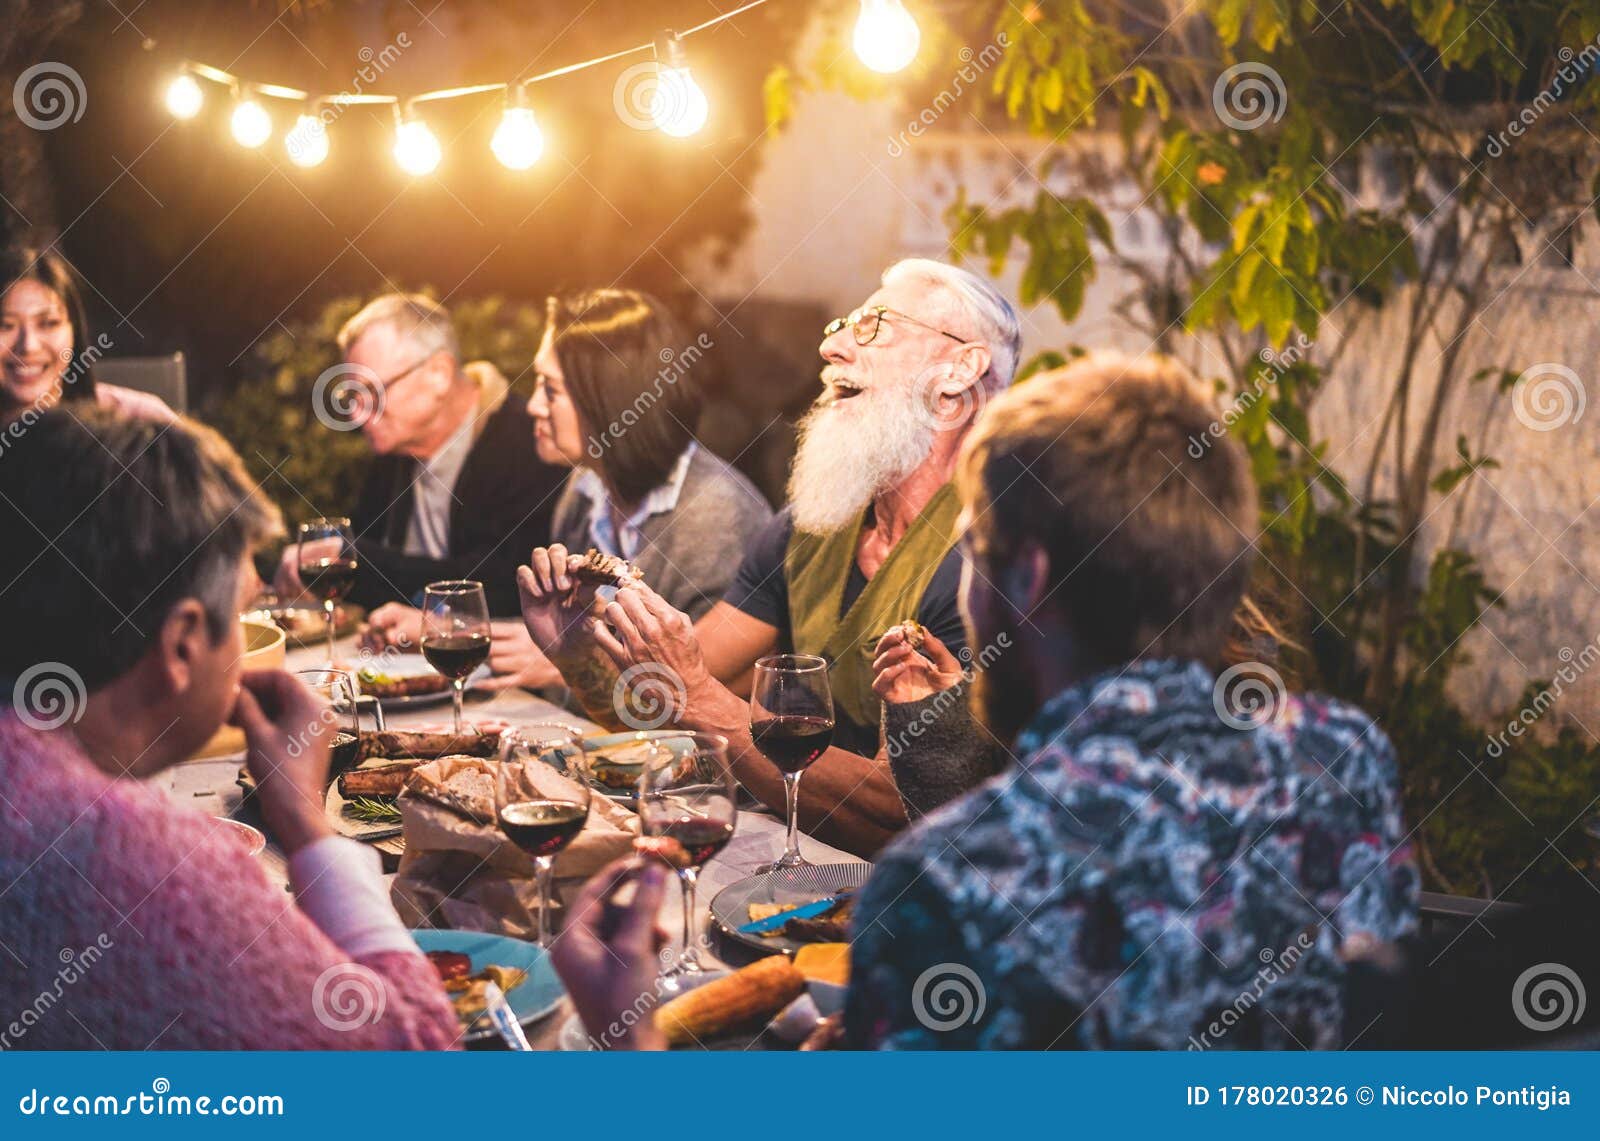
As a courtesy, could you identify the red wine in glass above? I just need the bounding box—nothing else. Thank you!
[751,714,834,775]
[421,632,491,680]
[648,814,735,868]
[300,558,358,603]
[499,799,588,858]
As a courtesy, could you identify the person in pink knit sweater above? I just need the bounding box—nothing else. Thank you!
[0,406,459,1050]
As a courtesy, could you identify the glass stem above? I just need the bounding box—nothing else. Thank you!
[783,771,803,862]
[451,680,464,735]
[534,855,555,948]
[678,868,700,970]
[324,598,336,668]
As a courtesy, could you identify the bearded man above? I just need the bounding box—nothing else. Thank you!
[517,259,1022,854]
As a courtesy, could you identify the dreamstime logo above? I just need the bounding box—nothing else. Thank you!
[1212,62,1286,131]
[910,361,988,432]
[12,661,88,730]
[1510,363,1585,431]
[1212,661,1287,730]
[312,962,387,1031]
[586,333,712,459]
[912,963,986,1032]
[886,34,1008,157]
[13,63,87,130]
[612,662,686,730]
[612,62,692,132]
[1511,962,1586,1033]
[311,363,383,431]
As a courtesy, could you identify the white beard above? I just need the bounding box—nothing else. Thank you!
[787,377,936,534]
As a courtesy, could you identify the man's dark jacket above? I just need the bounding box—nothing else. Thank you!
[349,390,563,616]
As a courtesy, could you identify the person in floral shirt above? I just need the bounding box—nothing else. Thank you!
[846,351,1418,1049]
[552,350,1418,1051]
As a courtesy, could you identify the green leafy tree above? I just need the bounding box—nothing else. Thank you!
[775,0,1600,899]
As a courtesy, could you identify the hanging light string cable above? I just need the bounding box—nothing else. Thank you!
[179,0,783,109]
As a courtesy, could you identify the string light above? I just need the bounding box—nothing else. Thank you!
[650,32,709,138]
[393,107,442,175]
[853,0,921,74]
[230,92,272,148]
[162,0,854,171]
[286,108,329,168]
[491,86,544,170]
[165,70,203,119]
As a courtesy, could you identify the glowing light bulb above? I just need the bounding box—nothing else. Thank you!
[651,66,708,137]
[393,116,441,175]
[853,0,921,74]
[492,106,544,170]
[286,112,329,168]
[230,97,272,148]
[166,73,203,119]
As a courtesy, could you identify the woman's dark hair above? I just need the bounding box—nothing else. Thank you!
[546,289,702,505]
[1,244,98,401]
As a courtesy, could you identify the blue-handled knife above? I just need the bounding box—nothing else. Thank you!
[736,892,851,935]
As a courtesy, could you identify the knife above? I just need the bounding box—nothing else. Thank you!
[736,892,851,935]
[481,981,533,1051]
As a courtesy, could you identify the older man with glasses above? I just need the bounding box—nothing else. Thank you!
[516,259,1022,855]
[275,293,564,616]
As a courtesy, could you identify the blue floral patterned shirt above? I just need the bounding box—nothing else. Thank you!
[845,658,1419,1050]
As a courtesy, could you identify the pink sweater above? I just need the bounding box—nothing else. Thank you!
[0,716,460,1049]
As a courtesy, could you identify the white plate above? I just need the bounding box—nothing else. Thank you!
[357,652,491,709]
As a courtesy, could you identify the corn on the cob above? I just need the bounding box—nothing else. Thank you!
[654,956,806,1045]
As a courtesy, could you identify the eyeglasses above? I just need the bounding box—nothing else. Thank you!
[350,354,435,401]
[823,305,968,347]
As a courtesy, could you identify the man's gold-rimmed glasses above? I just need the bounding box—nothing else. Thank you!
[823,305,967,347]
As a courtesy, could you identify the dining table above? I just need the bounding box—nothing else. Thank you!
[158,632,865,1049]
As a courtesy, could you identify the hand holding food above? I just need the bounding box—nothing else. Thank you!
[515,543,611,658]
[870,622,965,705]
[547,857,672,1051]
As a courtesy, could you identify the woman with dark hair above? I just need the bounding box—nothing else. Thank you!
[1,246,173,427]
[363,288,770,690]
[531,289,771,609]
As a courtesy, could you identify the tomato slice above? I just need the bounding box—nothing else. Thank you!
[425,950,472,982]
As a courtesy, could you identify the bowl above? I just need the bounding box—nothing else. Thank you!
[239,616,287,670]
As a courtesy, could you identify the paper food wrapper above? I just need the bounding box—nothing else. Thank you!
[390,756,638,939]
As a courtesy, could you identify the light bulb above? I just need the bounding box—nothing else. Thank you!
[393,116,441,175]
[286,112,329,168]
[166,73,203,119]
[853,0,921,74]
[492,106,544,170]
[230,98,272,148]
[650,66,708,137]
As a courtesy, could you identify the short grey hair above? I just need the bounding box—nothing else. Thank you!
[882,258,1023,390]
[337,292,459,363]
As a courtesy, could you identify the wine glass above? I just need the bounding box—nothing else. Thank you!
[750,654,834,872]
[292,669,383,793]
[297,518,358,669]
[637,733,737,991]
[420,580,491,736]
[495,724,590,948]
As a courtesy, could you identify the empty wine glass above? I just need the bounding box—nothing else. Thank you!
[637,733,737,990]
[297,518,358,668]
[495,724,589,948]
[750,654,834,872]
[421,580,490,736]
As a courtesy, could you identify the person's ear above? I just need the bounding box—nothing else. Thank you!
[155,599,213,697]
[954,343,991,390]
